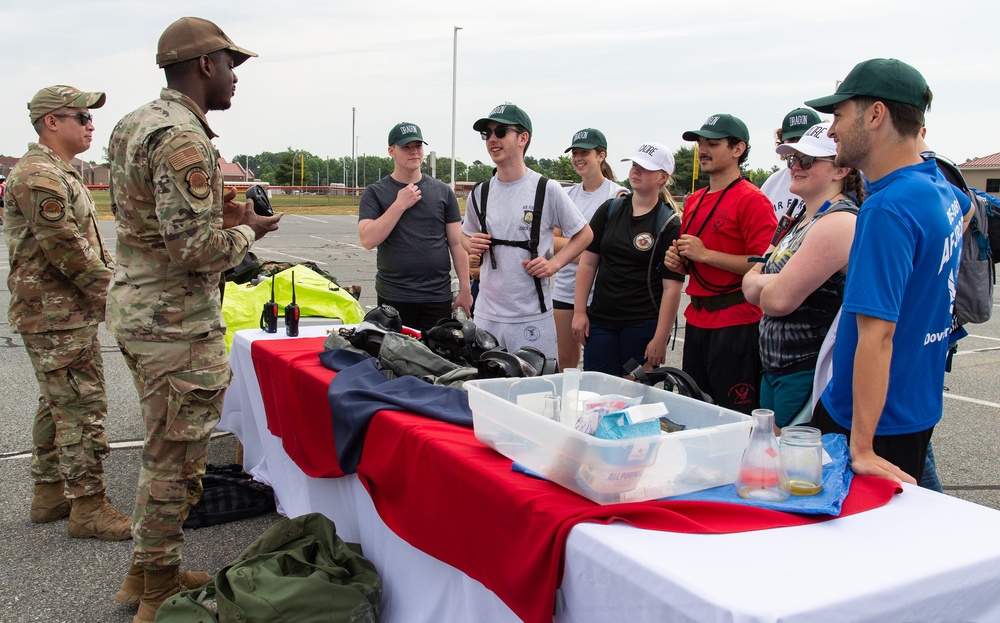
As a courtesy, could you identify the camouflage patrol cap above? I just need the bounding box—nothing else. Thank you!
[28,85,106,124]
[156,16,258,68]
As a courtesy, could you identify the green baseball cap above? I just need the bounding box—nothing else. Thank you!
[473,103,532,135]
[388,122,426,146]
[682,113,750,143]
[564,128,607,152]
[781,108,822,141]
[28,85,106,124]
[804,58,930,114]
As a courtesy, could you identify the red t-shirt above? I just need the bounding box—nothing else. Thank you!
[681,179,776,329]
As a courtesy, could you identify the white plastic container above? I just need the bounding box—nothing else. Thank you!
[465,372,753,505]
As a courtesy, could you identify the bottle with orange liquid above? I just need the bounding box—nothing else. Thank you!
[736,409,790,502]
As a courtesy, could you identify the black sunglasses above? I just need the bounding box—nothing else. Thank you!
[786,154,835,170]
[480,125,521,141]
[51,112,94,126]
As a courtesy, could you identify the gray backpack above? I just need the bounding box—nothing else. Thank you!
[927,152,994,325]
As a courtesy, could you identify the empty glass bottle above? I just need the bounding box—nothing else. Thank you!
[736,409,790,502]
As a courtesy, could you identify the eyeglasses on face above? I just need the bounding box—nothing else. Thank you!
[480,125,521,141]
[51,112,94,126]
[786,154,835,170]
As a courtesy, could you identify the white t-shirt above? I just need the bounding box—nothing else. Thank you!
[760,167,804,219]
[551,178,627,305]
[463,169,588,322]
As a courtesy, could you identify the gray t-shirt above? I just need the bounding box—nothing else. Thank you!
[463,169,588,322]
[359,173,461,302]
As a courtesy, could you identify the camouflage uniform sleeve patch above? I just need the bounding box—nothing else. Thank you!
[168,146,202,171]
[154,134,215,208]
[27,171,65,194]
[27,171,70,224]
[39,196,66,221]
[185,168,211,199]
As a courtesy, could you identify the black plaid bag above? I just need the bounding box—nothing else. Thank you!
[184,464,277,529]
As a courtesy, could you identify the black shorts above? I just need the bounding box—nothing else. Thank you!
[682,323,761,414]
[376,296,452,336]
[552,299,573,311]
[811,399,932,483]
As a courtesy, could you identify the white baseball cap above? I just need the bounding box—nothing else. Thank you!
[622,142,675,174]
[776,122,836,158]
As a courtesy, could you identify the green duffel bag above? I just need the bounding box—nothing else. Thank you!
[156,513,381,623]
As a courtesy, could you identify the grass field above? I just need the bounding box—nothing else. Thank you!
[89,190,468,219]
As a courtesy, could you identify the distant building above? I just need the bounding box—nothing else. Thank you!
[219,157,255,183]
[1,155,107,185]
[71,159,108,185]
[0,157,19,177]
[959,152,1000,199]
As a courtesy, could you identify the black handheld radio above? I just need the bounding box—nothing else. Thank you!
[260,275,278,333]
[285,271,300,337]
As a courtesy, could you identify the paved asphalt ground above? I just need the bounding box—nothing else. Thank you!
[1,214,998,622]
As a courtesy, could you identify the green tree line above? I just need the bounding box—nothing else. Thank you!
[232,147,778,193]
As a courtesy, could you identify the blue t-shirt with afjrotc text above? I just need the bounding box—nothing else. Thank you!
[821,159,969,435]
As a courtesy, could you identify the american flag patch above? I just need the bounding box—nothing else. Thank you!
[168,146,202,171]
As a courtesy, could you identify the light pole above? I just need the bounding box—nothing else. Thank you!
[351,107,356,205]
[450,26,462,191]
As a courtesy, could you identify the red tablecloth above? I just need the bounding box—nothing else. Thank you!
[252,337,343,478]
[356,410,899,623]
[249,336,899,623]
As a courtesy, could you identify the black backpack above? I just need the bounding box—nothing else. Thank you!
[184,464,276,529]
[469,176,549,312]
[623,358,713,404]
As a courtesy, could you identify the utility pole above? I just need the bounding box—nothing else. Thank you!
[450,26,462,191]
[351,107,356,205]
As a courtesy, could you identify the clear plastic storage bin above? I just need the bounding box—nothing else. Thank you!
[465,372,752,504]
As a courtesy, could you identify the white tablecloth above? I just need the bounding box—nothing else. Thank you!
[221,327,1000,623]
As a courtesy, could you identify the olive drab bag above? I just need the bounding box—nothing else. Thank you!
[155,513,381,623]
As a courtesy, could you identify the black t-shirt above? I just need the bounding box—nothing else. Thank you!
[586,196,683,325]
[358,173,461,302]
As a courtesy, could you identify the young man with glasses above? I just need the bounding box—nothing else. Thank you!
[4,86,132,540]
[664,114,777,413]
[804,59,971,485]
[358,122,472,333]
[462,104,592,358]
[106,17,281,623]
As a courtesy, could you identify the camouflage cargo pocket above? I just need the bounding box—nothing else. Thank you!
[163,362,232,441]
[53,418,84,448]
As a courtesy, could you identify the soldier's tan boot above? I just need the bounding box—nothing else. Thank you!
[30,482,71,523]
[67,493,132,541]
[114,562,211,605]
[133,566,182,623]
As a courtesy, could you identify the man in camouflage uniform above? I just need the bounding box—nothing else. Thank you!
[5,85,132,541]
[106,17,281,623]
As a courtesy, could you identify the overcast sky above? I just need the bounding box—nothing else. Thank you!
[3,0,997,181]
